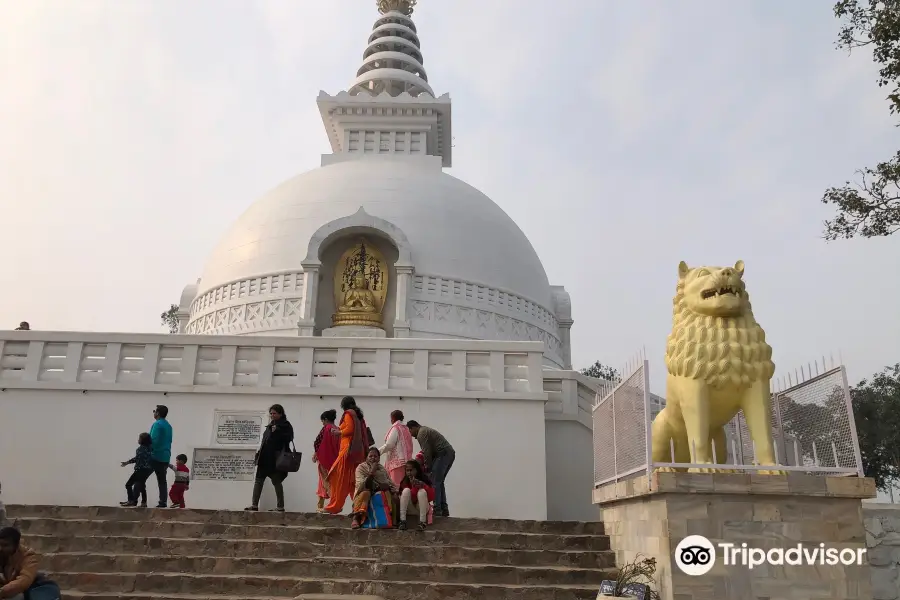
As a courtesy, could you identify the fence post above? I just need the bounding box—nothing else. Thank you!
[734,418,745,465]
[642,360,652,485]
[611,387,618,484]
[840,365,865,478]
[772,391,788,465]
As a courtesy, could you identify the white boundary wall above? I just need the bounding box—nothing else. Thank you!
[0,331,563,521]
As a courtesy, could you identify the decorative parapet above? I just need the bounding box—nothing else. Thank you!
[0,331,546,400]
[187,271,306,335]
[543,369,597,429]
[408,273,563,365]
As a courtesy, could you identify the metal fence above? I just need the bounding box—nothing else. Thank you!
[592,355,864,489]
[592,357,651,487]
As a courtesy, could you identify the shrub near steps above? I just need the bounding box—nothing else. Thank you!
[8,505,616,600]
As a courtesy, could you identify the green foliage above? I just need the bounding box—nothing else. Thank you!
[580,361,622,383]
[822,1,900,239]
[160,303,179,334]
[775,364,900,491]
[850,364,900,490]
[822,151,900,239]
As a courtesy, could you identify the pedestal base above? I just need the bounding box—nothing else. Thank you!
[594,472,876,600]
[322,326,386,338]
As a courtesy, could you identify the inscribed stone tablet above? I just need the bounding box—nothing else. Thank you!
[214,411,266,446]
[191,448,257,481]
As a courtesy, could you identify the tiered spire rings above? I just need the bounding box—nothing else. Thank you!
[350,0,431,96]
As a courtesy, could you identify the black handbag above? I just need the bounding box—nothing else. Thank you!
[366,426,375,447]
[275,441,302,472]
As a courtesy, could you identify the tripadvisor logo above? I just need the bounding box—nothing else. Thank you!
[674,535,866,576]
[675,535,716,576]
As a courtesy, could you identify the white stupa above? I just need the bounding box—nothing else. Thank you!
[177,0,573,370]
[0,0,598,522]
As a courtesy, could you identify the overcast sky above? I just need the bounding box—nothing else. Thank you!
[2,0,898,394]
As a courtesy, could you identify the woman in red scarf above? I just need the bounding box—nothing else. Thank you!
[312,409,340,512]
[323,396,369,514]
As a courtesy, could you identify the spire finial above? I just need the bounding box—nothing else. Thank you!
[377,0,416,16]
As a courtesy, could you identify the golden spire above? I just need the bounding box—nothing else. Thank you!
[377,0,416,16]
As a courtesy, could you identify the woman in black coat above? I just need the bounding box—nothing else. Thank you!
[245,404,294,512]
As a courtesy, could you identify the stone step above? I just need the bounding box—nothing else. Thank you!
[25,534,615,569]
[53,572,603,600]
[8,505,605,535]
[67,596,383,600]
[15,518,609,551]
[68,595,284,600]
[42,553,612,586]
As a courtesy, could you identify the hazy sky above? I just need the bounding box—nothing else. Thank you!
[2,0,898,394]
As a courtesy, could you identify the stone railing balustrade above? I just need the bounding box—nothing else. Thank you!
[542,369,597,429]
[0,331,547,400]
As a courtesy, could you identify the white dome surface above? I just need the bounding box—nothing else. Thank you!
[198,158,552,307]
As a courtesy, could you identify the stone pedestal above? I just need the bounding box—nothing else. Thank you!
[322,326,386,338]
[862,504,900,600]
[594,471,876,600]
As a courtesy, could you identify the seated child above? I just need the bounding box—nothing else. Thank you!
[168,454,190,509]
[398,459,435,531]
[120,433,153,507]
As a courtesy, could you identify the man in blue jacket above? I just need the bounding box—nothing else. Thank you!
[149,405,173,509]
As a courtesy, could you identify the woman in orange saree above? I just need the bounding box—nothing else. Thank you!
[323,396,368,514]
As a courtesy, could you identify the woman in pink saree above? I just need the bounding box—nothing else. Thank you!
[312,409,340,512]
[379,409,413,487]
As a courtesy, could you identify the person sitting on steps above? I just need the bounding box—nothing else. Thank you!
[398,459,434,532]
[351,447,397,530]
[0,526,62,600]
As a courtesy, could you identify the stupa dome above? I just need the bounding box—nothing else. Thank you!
[197,157,551,306]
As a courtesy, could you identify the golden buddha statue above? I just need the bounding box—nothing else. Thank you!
[339,274,378,313]
[331,239,388,329]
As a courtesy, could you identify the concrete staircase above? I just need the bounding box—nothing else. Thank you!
[8,505,615,600]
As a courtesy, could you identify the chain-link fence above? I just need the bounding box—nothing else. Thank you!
[721,367,861,474]
[592,360,651,487]
[593,359,863,488]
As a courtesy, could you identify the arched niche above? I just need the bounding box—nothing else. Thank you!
[303,207,413,337]
[303,206,412,268]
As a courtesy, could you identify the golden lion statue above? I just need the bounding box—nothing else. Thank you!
[651,260,782,474]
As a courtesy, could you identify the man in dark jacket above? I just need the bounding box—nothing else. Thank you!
[406,421,455,517]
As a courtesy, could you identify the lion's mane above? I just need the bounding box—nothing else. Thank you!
[665,278,775,388]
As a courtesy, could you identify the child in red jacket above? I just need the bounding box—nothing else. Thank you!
[398,459,435,531]
[168,454,190,508]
